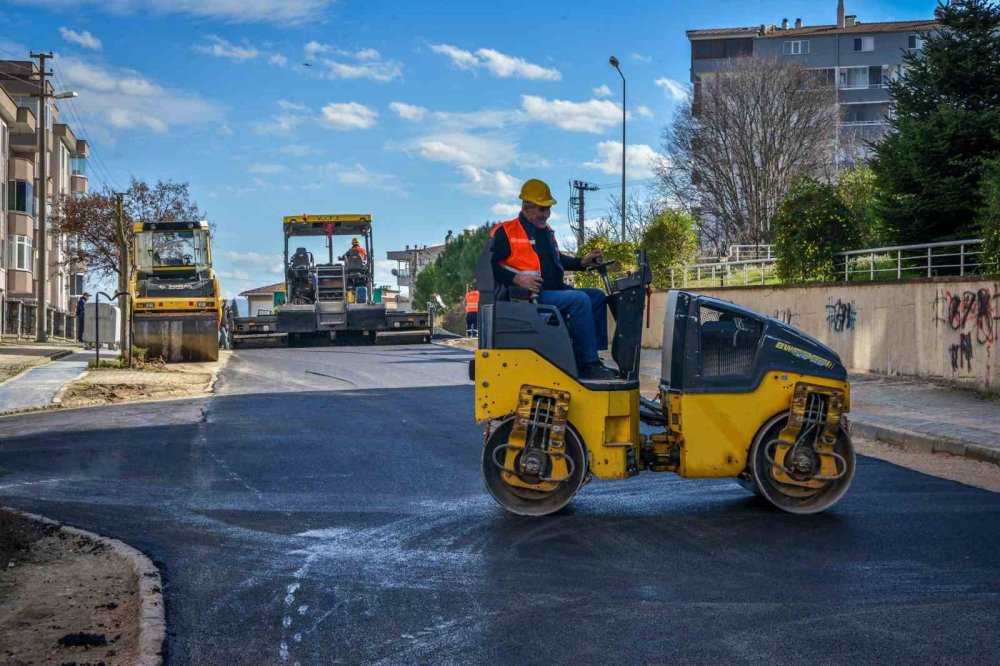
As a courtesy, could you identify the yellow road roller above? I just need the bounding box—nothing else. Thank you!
[471,248,855,516]
[131,220,221,362]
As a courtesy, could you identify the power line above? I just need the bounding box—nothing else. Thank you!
[51,59,122,192]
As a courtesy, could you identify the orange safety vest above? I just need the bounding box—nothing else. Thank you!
[490,217,555,274]
[351,246,367,261]
[465,290,480,313]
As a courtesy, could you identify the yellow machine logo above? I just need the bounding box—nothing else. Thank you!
[774,341,835,369]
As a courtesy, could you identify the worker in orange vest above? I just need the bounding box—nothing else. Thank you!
[464,285,480,337]
[490,179,615,380]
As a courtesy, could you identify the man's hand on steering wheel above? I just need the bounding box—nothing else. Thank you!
[581,249,604,269]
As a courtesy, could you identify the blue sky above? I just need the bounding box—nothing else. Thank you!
[0,0,937,299]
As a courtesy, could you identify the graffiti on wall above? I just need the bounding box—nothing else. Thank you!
[773,309,796,325]
[826,299,857,333]
[949,333,973,372]
[937,287,998,382]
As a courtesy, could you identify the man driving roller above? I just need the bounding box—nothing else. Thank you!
[490,179,617,380]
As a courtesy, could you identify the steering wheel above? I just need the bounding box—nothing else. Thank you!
[585,259,617,274]
[183,254,192,264]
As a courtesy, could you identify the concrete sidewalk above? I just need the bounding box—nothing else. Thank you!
[638,348,1000,464]
[0,350,95,413]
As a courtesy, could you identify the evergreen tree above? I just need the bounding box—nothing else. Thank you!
[872,0,1000,243]
[774,178,857,283]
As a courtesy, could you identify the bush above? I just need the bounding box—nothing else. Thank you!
[640,209,698,289]
[574,234,638,289]
[774,178,857,283]
[837,165,887,247]
[411,225,491,310]
[979,157,1000,275]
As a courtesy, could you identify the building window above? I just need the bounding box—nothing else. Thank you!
[71,155,87,176]
[692,38,753,60]
[783,40,810,55]
[810,68,837,87]
[0,118,7,219]
[8,235,32,272]
[907,35,924,50]
[839,66,869,89]
[7,180,35,215]
[853,37,875,52]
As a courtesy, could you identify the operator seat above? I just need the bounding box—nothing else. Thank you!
[474,237,637,389]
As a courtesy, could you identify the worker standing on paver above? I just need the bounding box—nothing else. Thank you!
[75,292,90,342]
[340,237,367,264]
[464,284,479,337]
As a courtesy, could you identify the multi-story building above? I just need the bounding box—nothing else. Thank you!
[687,0,938,160]
[386,243,446,305]
[0,60,89,338]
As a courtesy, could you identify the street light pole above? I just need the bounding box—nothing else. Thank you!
[609,55,626,242]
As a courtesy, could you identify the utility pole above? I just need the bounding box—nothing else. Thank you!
[31,52,52,342]
[115,193,130,360]
[569,180,599,249]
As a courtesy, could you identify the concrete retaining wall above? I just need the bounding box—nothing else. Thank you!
[641,277,1000,392]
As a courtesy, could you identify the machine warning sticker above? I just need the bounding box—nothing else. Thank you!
[774,341,835,369]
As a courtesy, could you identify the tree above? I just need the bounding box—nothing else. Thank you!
[872,0,1000,243]
[640,209,698,289]
[590,192,663,245]
[774,178,857,283]
[978,156,1000,274]
[574,234,637,289]
[54,177,205,281]
[411,225,491,310]
[836,165,886,247]
[655,56,838,252]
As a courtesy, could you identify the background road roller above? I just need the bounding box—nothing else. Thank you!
[471,247,855,516]
[131,220,221,362]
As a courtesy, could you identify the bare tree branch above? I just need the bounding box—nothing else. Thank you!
[654,56,838,250]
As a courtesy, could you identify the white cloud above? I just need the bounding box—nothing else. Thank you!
[412,133,514,169]
[636,105,653,118]
[631,53,652,63]
[222,250,284,275]
[247,163,286,175]
[280,144,320,157]
[593,84,612,98]
[318,163,406,195]
[220,123,234,136]
[251,113,306,136]
[11,0,335,25]
[59,57,220,134]
[459,166,521,199]
[269,53,288,67]
[655,77,689,101]
[59,27,101,50]
[304,41,331,58]
[277,100,309,112]
[321,58,402,82]
[318,102,378,130]
[491,202,522,217]
[389,102,428,121]
[193,35,259,61]
[521,95,622,134]
[584,141,659,179]
[431,44,561,81]
[217,268,251,281]
[355,48,380,61]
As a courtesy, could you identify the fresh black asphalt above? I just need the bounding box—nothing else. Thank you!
[1,344,998,665]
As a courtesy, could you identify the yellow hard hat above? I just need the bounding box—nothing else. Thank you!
[519,179,557,207]
[351,237,359,245]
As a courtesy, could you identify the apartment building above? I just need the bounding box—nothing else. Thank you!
[386,244,445,289]
[687,0,938,159]
[0,60,89,338]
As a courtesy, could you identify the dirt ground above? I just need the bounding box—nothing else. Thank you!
[59,350,230,408]
[0,512,140,666]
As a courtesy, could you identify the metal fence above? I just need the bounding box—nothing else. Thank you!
[668,239,988,288]
[834,239,985,281]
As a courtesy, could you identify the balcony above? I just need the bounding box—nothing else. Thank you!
[71,173,88,195]
[53,123,78,151]
[12,106,36,134]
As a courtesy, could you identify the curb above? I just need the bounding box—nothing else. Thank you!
[849,420,1000,466]
[3,508,165,666]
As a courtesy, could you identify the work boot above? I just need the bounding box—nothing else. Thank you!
[580,360,619,380]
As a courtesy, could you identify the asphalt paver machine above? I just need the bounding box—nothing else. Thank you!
[470,245,855,516]
[277,214,430,344]
[131,220,221,362]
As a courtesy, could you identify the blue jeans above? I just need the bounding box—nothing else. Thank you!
[537,287,607,365]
